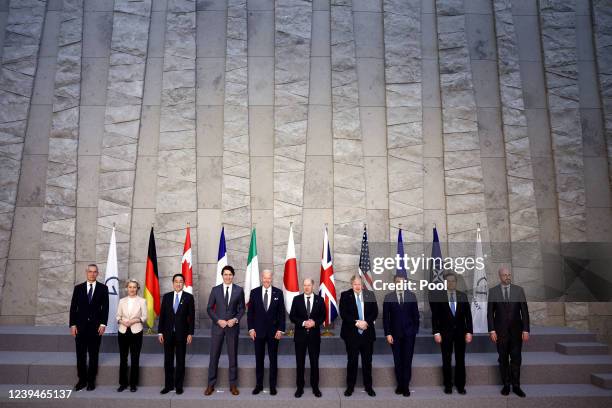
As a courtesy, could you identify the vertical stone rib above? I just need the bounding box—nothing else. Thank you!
[154,0,197,281]
[222,0,250,270]
[436,0,488,245]
[273,0,311,272]
[493,0,542,273]
[593,0,612,191]
[539,0,586,242]
[383,0,423,242]
[96,0,152,275]
[331,0,365,281]
[0,0,47,304]
[36,0,83,325]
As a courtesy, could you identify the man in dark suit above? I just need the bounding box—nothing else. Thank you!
[157,273,195,395]
[339,275,378,397]
[487,266,530,398]
[205,265,245,396]
[289,278,325,398]
[431,271,473,394]
[247,269,285,395]
[69,264,109,391]
[383,275,420,397]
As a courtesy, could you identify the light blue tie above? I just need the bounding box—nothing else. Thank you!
[356,293,364,334]
[173,293,179,314]
[450,292,456,316]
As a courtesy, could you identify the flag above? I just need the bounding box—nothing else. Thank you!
[429,226,443,284]
[283,223,300,313]
[182,225,193,294]
[359,225,374,290]
[471,225,488,333]
[244,228,260,305]
[144,227,160,330]
[216,227,227,286]
[396,228,407,278]
[319,226,338,326]
[104,226,119,334]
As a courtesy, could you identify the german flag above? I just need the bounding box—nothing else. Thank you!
[144,227,160,330]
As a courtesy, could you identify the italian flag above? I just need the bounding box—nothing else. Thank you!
[243,228,260,305]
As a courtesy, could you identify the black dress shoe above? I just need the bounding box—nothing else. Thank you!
[444,386,452,394]
[74,382,86,391]
[501,385,510,396]
[160,387,174,394]
[512,386,526,398]
[252,385,263,395]
[313,388,322,398]
[395,386,403,395]
[130,386,137,392]
[344,387,353,397]
[86,383,95,391]
[403,389,411,397]
[294,388,304,398]
[457,388,466,395]
[117,385,128,392]
[270,387,277,396]
[366,388,376,397]
[176,388,184,395]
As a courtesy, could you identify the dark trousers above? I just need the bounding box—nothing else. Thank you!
[497,331,522,386]
[295,338,320,389]
[118,328,143,387]
[75,325,102,385]
[163,332,187,389]
[345,336,374,389]
[208,327,239,387]
[391,334,416,391]
[440,332,466,389]
[254,335,279,388]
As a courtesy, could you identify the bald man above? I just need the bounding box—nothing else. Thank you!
[247,270,285,395]
[487,267,530,398]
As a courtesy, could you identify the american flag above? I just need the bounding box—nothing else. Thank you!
[319,226,338,327]
[358,225,374,291]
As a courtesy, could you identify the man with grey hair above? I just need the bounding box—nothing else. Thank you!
[339,275,378,397]
[289,278,325,398]
[247,269,285,395]
[487,266,529,398]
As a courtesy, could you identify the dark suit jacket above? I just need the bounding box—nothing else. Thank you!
[383,290,420,338]
[289,293,325,343]
[69,281,109,329]
[431,290,473,336]
[206,283,245,334]
[339,289,378,342]
[247,285,286,336]
[157,291,195,340]
[487,284,530,335]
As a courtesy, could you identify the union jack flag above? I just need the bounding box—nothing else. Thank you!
[319,226,338,327]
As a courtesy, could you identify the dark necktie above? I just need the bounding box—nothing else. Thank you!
[88,284,93,304]
[504,287,509,302]
[306,296,311,317]
[399,292,404,304]
[225,286,229,306]
[264,289,269,311]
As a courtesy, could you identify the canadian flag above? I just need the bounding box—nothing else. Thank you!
[283,223,299,313]
[182,225,193,294]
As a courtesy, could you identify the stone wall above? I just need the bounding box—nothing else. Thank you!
[0,0,610,334]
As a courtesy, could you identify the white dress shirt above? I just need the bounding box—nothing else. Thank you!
[261,285,271,310]
[302,293,314,327]
[223,284,232,303]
